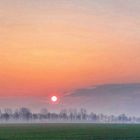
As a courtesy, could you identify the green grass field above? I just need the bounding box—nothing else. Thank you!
[0,123,140,140]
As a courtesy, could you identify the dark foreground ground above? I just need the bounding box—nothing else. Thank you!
[0,123,140,140]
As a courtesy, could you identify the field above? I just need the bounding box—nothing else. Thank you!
[0,123,140,140]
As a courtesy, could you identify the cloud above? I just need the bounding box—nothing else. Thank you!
[68,83,140,97]
[63,83,140,116]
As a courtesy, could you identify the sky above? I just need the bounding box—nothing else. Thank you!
[0,0,140,115]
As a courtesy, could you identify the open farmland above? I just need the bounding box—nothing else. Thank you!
[0,123,140,140]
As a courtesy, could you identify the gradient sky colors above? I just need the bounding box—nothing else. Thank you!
[0,0,140,114]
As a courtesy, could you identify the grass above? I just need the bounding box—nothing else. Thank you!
[0,123,140,140]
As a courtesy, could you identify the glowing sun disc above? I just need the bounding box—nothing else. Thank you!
[51,96,57,102]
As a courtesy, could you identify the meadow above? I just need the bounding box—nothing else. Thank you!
[0,123,140,140]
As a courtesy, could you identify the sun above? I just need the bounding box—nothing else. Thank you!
[51,96,58,102]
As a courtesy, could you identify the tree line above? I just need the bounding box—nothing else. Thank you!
[0,107,140,123]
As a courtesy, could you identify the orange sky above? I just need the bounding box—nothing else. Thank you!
[0,0,140,97]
